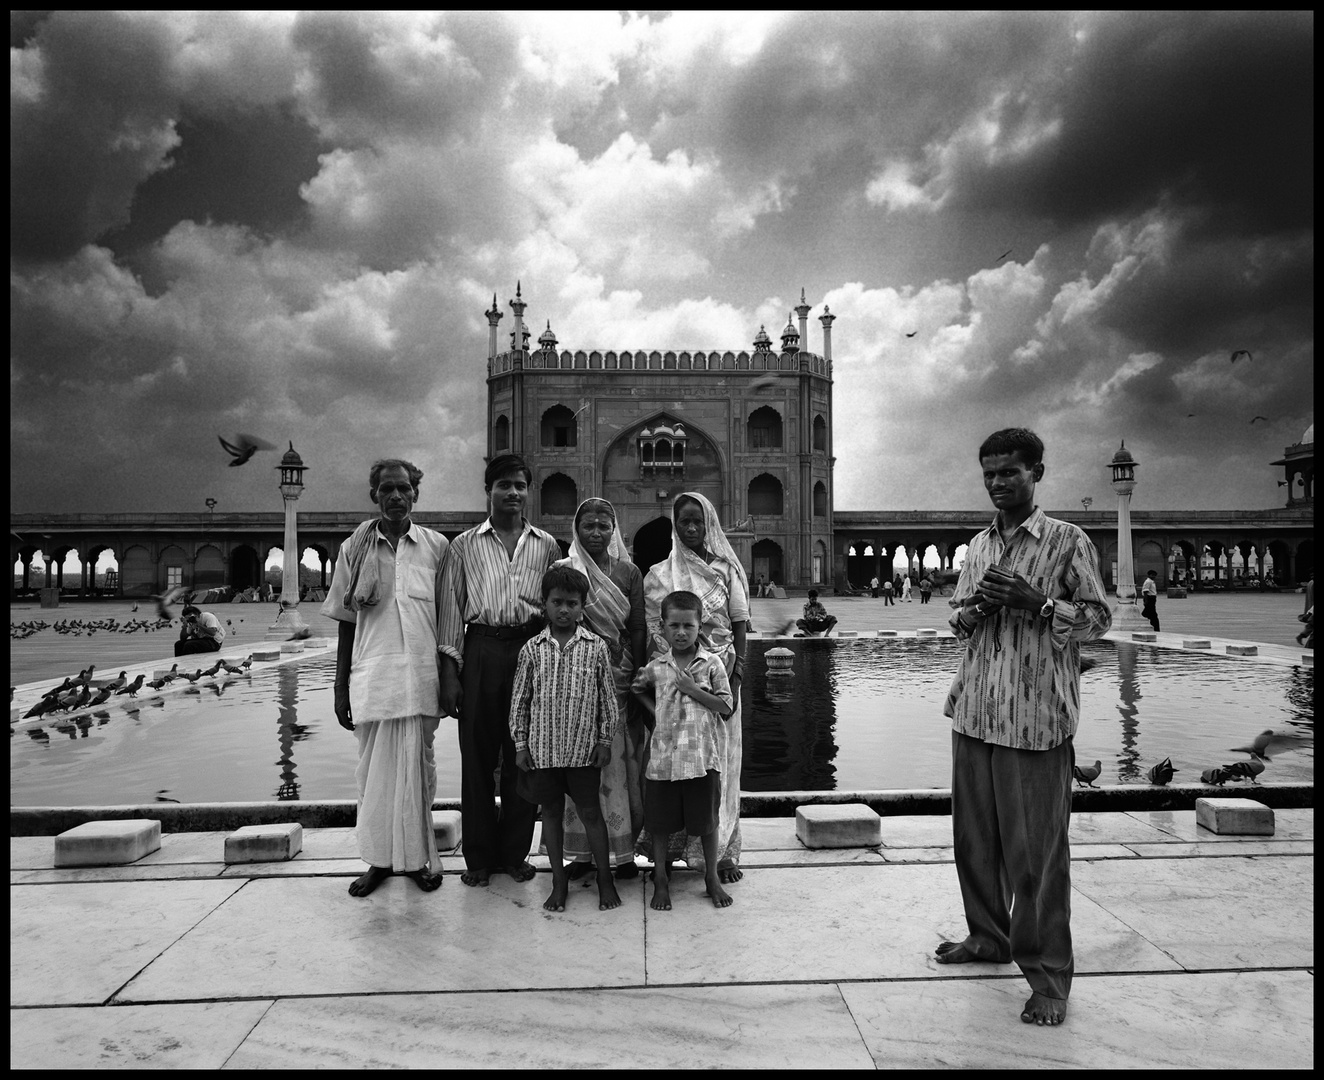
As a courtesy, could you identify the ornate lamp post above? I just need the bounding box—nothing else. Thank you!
[268,442,309,639]
[1108,441,1146,630]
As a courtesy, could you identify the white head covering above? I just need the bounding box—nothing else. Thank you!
[663,491,749,599]
[558,498,632,676]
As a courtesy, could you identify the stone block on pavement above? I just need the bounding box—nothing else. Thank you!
[251,648,281,662]
[1225,644,1258,656]
[916,629,939,638]
[1195,798,1274,836]
[796,803,881,849]
[1182,639,1211,649]
[224,823,303,863]
[1132,632,1157,642]
[55,819,161,867]
[431,810,462,849]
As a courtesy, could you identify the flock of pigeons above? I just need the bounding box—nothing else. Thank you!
[17,657,255,721]
[1072,728,1305,789]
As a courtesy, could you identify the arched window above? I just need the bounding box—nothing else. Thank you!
[494,414,509,452]
[655,438,672,463]
[813,414,827,452]
[541,473,577,516]
[541,405,578,448]
[746,406,783,450]
[748,473,784,516]
[813,481,827,517]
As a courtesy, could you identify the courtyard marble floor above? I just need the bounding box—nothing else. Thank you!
[10,809,1313,1069]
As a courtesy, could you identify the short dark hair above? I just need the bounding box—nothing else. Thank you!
[661,590,703,619]
[978,428,1044,468]
[485,453,532,489]
[1147,570,1158,577]
[180,605,200,618]
[807,589,819,600]
[541,564,589,603]
[369,459,422,501]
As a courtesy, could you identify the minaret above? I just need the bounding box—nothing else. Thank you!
[795,287,811,352]
[485,294,503,359]
[1109,441,1146,629]
[752,325,772,354]
[818,304,836,363]
[508,281,527,353]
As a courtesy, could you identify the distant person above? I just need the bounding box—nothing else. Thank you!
[1140,570,1160,632]
[919,576,933,605]
[881,577,894,605]
[901,575,913,602]
[934,427,1111,1028]
[631,589,735,910]
[175,605,225,656]
[795,590,838,637]
[870,575,880,598]
[510,565,621,913]
[322,458,449,897]
[754,574,767,598]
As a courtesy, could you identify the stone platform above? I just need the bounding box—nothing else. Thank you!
[9,808,1313,1068]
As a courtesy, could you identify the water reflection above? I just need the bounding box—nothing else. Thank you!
[273,663,313,800]
[1113,643,1143,781]
[743,640,839,790]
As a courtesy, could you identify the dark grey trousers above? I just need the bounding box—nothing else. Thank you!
[950,729,1075,1001]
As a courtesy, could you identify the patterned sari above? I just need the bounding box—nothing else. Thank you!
[637,491,751,873]
[557,499,647,866]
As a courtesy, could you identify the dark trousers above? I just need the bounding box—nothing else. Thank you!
[459,630,538,871]
[951,730,1075,1001]
[1141,595,1160,632]
[882,591,894,605]
[174,638,221,656]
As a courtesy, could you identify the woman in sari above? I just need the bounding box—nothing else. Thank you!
[637,491,750,884]
[557,498,648,879]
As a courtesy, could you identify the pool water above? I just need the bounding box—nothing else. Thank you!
[9,640,1313,806]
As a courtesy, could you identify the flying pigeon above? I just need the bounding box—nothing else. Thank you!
[1146,757,1178,786]
[748,373,781,393]
[219,433,277,467]
[1229,728,1307,761]
[1229,350,1252,364]
[997,248,1013,261]
[1249,416,1269,424]
[904,331,917,338]
[151,586,186,621]
[1072,760,1102,788]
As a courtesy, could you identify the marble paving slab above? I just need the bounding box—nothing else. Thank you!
[736,818,803,850]
[296,828,361,861]
[1124,840,1315,859]
[1070,855,1314,970]
[878,817,955,848]
[841,969,1313,1069]
[219,858,371,878]
[10,1000,274,1069]
[118,873,648,1002]
[12,863,227,885]
[1124,808,1313,844]
[739,847,885,867]
[10,879,246,1006]
[10,837,61,870]
[641,863,1179,986]
[223,984,875,1069]
[1069,812,1177,845]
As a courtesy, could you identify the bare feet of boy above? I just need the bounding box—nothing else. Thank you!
[705,877,733,908]
[934,938,1011,964]
[402,869,443,892]
[1021,993,1067,1026]
[348,866,392,897]
[597,870,622,910]
[504,861,537,883]
[718,859,743,884]
[544,879,568,912]
[650,872,672,911]
[461,868,491,887]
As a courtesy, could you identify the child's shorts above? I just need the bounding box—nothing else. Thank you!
[644,770,720,836]
[517,765,601,810]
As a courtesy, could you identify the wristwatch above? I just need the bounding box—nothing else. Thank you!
[1039,597,1055,620]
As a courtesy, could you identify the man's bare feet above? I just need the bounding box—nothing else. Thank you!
[650,872,672,911]
[348,866,392,897]
[461,868,491,887]
[567,860,595,882]
[504,861,537,883]
[934,939,1011,964]
[597,871,622,910]
[544,879,568,912]
[1021,992,1067,1026]
[717,859,743,884]
[706,878,733,908]
[403,869,443,892]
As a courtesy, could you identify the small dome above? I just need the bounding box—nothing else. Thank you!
[1111,441,1134,464]
[537,321,557,348]
[279,442,303,468]
[753,325,772,348]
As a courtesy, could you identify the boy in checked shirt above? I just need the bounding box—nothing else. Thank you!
[631,590,735,911]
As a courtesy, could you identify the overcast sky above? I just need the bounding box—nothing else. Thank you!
[11,11,1314,520]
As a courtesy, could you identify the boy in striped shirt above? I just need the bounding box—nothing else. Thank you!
[510,565,621,913]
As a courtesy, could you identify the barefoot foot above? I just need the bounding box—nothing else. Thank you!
[1021,992,1067,1026]
[403,869,443,892]
[717,859,743,884]
[650,872,672,911]
[597,872,622,910]
[934,939,1011,964]
[504,861,538,883]
[348,866,392,897]
[461,868,491,887]
[705,878,733,908]
[543,879,568,912]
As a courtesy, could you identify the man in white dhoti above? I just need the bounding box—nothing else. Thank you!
[322,459,450,897]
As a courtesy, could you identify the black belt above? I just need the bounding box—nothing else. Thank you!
[466,622,539,640]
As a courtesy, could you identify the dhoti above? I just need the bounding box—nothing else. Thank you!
[354,716,441,873]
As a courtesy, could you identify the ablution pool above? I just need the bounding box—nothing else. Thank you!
[10,638,1313,806]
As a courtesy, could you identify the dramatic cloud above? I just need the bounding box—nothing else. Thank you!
[10,10,1313,523]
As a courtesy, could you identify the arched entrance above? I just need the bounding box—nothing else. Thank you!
[632,517,672,574]
[230,545,261,592]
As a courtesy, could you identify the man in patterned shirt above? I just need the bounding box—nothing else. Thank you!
[934,428,1111,1028]
[631,590,735,911]
[438,454,562,888]
[510,565,620,913]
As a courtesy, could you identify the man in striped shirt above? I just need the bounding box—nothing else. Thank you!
[510,565,620,913]
[438,454,562,888]
[934,428,1111,1028]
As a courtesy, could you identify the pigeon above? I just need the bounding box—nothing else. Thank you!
[747,373,781,393]
[219,433,277,467]
[179,669,204,683]
[1223,758,1266,784]
[151,586,186,621]
[904,331,917,338]
[87,686,113,707]
[1229,729,1306,761]
[39,677,75,701]
[1072,760,1102,788]
[1146,757,1178,785]
[146,677,169,691]
[221,660,245,675]
[1229,349,1252,364]
[114,674,146,697]
[100,671,129,692]
[997,248,1013,261]
[160,664,180,683]
[286,627,312,641]
[62,685,92,712]
[239,655,253,671]
[1249,416,1269,424]
[23,696,63,719]
[1200,767,1230,786]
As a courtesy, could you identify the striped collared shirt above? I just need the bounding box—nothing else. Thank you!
[436,517,562,669]
[944,507,1112,750]
[636,646,733,781]
[508,625,620,768]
